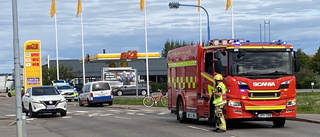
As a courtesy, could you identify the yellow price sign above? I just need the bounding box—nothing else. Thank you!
[24,40,42,90]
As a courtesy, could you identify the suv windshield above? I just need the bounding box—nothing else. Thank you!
[92,83,110,91]
[229,51,292,77]
[57,85,72,90]
[32,87,60,96]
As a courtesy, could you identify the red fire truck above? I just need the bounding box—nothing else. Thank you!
[167,39,300,127]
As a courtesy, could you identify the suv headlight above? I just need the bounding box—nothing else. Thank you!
[59,98,67,103]
[228,100,242,108]
[287,99,296,107]
[32,99,41,103]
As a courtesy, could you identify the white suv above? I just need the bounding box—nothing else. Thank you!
[22,86,67,117]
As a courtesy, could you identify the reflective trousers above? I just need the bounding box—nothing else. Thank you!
[215,105,226,130]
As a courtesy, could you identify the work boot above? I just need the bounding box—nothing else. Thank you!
[212,128,219,132]
[216,129,226,133]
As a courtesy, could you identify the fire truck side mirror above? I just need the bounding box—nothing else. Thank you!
[294,51,300,72]
[237,51,246,58]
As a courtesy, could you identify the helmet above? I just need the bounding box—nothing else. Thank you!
[214,74,223,81]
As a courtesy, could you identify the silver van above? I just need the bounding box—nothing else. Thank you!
[78,81,113,106]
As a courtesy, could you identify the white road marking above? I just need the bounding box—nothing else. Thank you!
[158,113,166,115]
[62,116,72,119]
[115,116,132,120]
[136,113,145,116]
[88,113,100,117]
[188,126,210,132]
[127,112,135,115]
[5,114,16,117]
[74,111,90,113]
[100,114,113,116]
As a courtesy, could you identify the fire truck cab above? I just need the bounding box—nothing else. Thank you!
[167,39,300,127]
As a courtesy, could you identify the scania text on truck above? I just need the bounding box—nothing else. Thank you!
[167,39,300,127]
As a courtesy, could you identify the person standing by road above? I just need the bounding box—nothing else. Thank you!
[212,74,227,133]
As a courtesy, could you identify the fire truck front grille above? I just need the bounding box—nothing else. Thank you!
[247,91,280,100]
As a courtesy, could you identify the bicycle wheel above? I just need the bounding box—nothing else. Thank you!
[143,96,155,107]
[160,96,168,106]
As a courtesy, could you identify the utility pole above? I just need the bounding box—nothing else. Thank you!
[11,0,25,137]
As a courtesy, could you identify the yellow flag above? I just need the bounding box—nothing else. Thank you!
[198,0,200,12]
[50,0,56,18]
[77,0,82,17]
[140,0,145,11]
[226,0,232,11]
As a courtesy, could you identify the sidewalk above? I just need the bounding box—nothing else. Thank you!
[1,92,319,124]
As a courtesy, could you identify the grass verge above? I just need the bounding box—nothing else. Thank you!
[113,98,144,105]
[113,97,167,107]
[297,92,320,114]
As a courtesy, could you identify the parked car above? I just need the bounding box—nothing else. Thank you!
[53,83,78,102]
[22,86,67,117]
[7,87,24,97]
[78,81,113,107]
[112,82,152,96]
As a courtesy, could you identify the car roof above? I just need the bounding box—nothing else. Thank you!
[85,81,110,85]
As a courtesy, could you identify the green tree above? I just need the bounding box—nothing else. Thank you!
[42,65,75,85]
[161,39,195,57]
[297,48,311,70]
[311,46,320,73]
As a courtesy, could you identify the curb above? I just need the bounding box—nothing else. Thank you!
[0,116,10,120]
[287,117,320,124]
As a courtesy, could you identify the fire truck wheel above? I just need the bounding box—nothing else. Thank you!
[273,118,285,128]
[177,98,187,123]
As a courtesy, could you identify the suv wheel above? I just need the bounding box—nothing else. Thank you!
[29,104,37,118]
[60,111,67,116]
[22,103,28,116]
[79,99,84,107]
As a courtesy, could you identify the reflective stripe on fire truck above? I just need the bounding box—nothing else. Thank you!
[245,105,286,110]
[168,60,197,68]
[167,76,196,89]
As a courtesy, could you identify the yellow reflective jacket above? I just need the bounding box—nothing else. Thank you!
[213,82,227,106]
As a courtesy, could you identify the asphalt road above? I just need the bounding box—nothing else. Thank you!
[1,98,320,137]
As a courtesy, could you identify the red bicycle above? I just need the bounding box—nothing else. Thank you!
[143,91,168,107]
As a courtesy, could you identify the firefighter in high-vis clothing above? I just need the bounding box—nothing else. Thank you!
[212,74,227,133]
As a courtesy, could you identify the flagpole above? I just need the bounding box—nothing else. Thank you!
[81,13,85,85]
[199,1,202,46]
[54,13,59,80]
[231,0,234,39]
[144,1,150,97]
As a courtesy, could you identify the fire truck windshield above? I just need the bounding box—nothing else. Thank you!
[229,51,292,77]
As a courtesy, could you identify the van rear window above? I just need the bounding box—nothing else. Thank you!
[92,83,110,91]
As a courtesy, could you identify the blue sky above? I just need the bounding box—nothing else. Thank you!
[0,0,319,73]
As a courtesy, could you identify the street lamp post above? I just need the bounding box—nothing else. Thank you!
[169,2,211,46]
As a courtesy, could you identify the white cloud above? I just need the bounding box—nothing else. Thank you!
[0,0,319,73]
